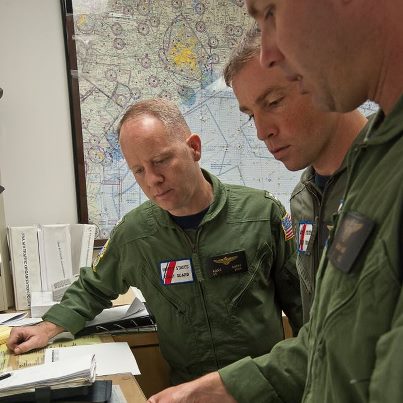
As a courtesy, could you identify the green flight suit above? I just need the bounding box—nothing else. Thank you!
[291,120,371,323]
[44,170,302,385]
[220,96,403,402]
[291,165,347,324]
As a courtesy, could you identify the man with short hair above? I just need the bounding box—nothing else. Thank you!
[223,26,367,323]
[147,0,403,401]
[8,98,302,386]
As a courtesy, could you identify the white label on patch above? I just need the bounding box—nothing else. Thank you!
[160,259,194,285]
[298,222,313,253]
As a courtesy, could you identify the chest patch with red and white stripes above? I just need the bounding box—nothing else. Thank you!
[298,222,313,253]
[160,259,194,285]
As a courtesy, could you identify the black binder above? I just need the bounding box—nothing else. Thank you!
[76,313,156,336]
[0,380,112,403]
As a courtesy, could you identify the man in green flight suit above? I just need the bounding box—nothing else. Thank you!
[146,0,403,401]
[7,98,302,385]
[222,26,368,323]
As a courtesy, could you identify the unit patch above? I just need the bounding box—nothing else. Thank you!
[207,250,248,278]
[160,259,194,285]
[92,239,110,272]
[298,222,313,253]
[328,211,375,273]
[281,213,294,241]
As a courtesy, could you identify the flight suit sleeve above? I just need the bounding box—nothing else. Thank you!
[219,322,309,403]
[271,203,303,335]
[43,227,130,334]
[369,280,403,401]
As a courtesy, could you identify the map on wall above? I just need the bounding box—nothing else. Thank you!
[67,0,378,240]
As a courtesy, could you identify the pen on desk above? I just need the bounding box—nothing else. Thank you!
[0,373,11,381]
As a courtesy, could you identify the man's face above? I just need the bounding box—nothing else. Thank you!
[245,0,362,112]
[119,116,201,216]
[231,57,338,172]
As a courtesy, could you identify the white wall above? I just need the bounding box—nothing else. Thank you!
[0,0,77,226]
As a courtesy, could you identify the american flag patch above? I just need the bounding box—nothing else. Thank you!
[281,213,294,241]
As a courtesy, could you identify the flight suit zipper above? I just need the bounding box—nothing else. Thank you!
[180,226,220,369]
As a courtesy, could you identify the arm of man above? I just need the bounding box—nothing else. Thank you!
[271,204,303,335]
[147,372,236,403]
[7,321,64,354]
[148,325,310,403]
[369,285,403,401]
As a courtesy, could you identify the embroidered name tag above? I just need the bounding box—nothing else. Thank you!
[207,250,248,278]
[328,211,375,273]
[298,222,313,253]
[160,259,194,285]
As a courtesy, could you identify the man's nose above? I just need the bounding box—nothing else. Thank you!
[145,168,163,186]
[254,115,277,142]
[259,26,285,69]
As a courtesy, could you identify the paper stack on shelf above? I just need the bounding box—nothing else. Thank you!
[70,224,96,275]
[38,224,73,292]
[0,353,96,397]
[7,226,42,310]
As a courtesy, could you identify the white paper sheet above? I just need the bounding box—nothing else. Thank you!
[44,342,140,376]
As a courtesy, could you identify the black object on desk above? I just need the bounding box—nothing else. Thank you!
[0,380,112,402]
[77,314,156,336]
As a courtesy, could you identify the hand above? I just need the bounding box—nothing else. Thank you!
[6,321,64,354]
[147,372,237,403]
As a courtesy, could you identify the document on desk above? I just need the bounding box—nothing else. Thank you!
[44,342,140,376]
[0,353,96,396]
[0,312,27,325]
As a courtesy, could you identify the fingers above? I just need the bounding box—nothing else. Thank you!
[7,327,48,354]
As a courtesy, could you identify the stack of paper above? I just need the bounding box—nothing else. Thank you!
[0,354,96,397]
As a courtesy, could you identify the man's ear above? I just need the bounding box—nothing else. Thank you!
[186,133,202,161]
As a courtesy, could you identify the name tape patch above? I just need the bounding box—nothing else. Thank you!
[298,222,313,253]
[160,259,194,285]
[207,250,248,278]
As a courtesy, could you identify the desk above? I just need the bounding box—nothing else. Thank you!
[113,331,170,399]
[2,335,147,403]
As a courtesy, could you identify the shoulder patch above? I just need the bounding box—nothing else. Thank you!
[281,212,294,241]
[92,238,110,272]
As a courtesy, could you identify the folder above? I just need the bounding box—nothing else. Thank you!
[70,224,96,275]
[38,224,73,292]
[7,226,41,310]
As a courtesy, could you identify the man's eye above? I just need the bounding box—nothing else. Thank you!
[264,97,284,109]
[247,114,254,122]
[133,168,144,175]
[264,5,275,20]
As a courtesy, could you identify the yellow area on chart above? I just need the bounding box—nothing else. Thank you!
[2,335,102,369]
[169,39,198,71]
[0,344,10,372]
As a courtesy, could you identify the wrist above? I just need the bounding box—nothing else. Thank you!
[38,321,64,339]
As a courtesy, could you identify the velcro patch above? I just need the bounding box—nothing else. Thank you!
[207,250,248,278]
[328,211,375,273]
[298,222,313,253]
[282,213,294,241]
[160,259,194,285]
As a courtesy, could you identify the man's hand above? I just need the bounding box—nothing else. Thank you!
[147,372,237,403]
[7,321,64,354]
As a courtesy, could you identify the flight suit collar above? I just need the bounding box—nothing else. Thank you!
[150,169,226,228]
[364,93,403,145]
